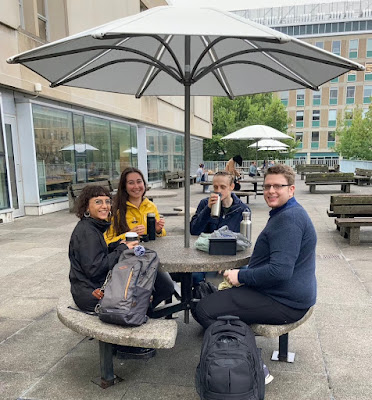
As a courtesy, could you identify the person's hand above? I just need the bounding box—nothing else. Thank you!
[130,225,145,235]
[121,240,139,249]
[155,216,165,233]
[223,269,240,286]
[208,192,219,208]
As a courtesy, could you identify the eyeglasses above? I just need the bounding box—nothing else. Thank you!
[263,184,291,191]
[94,199,112,205]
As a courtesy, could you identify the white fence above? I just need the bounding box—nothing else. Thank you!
[203,157,339,172]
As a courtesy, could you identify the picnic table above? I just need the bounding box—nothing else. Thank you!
[305,173,355,193]
[145,190,178,202]
[145,236,251,323]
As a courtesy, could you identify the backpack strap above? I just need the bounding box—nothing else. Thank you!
[211,320,246,336]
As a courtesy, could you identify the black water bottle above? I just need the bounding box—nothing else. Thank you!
[147,213,156,240]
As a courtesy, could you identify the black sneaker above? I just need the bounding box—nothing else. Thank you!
[115,345,156,360]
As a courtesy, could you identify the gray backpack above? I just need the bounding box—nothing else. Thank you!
[96,248,159,326]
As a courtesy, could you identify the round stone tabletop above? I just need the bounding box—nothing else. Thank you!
[144,236,251,273]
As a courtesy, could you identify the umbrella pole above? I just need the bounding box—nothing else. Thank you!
[255,142,258,177]
[184,36,191,248]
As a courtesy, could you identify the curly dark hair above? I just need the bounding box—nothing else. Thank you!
[110,167,147,237]
[75,185,111,219]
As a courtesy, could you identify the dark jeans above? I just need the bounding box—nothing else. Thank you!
[195,285,309,329]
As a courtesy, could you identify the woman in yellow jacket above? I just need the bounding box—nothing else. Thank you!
[104,167,175,361]
[105,168,166,244]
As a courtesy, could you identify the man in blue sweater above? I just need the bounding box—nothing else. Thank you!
[195,164,317,328]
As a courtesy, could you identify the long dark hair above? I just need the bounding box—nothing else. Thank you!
[111,167,147,236]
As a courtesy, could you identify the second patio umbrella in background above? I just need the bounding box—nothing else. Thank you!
[7,6,364,247]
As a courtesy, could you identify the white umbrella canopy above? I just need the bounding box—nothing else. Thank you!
[60,143,99,153]
[249,139,289,148]
[222,125,293,141]
[122,147,150,154]
[258,146,288,151]
[7,6,364,247]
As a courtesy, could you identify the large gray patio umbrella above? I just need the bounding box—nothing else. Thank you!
[7,6,364,247]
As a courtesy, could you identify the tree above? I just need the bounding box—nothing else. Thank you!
[203,94,292,160]
[335,107,372,160]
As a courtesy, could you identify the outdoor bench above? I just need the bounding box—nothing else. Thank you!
[251,306,314,362]
[305,172,355,193]
[57,294,177,389]
[335,218,372,245]
[200,181,211,193]
[67,180,114,212]
[296,164,328,180]
[164,171,185,189]
[232,190,256,204]
[327,194,372,237]
[354,168,372,186]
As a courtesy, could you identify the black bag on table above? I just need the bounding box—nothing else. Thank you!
[96,248,159,327]
[195,315,265,400]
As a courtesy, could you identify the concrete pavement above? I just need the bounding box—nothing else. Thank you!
[0,176,371,400]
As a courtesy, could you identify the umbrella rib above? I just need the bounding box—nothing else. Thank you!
[244,39,314,88]
[52,38,131,88]
[202,60,317,90]
[190,36,281,78]
[135,35,174,98]
[98,33,184,78]
[199,35,235,99]
[50,58,182,88]
[193,46,358,86]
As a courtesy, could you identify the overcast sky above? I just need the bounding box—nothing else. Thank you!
[168,0,337,11]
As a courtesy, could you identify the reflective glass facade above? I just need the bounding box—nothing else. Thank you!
[32,104,137,202]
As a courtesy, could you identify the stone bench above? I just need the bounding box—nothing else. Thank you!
[335,218,372,245]
[250,306,314,363]
[200,181,211,193]
[305,173,355,193]
[57,294,177,389]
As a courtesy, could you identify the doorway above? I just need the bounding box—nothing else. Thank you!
[4,116,24,218]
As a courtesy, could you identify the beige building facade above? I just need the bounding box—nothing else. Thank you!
[0,0,212,222]
[234,1,372,164]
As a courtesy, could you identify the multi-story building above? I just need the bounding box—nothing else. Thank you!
[234,0,371,164]
[0,0,212,222]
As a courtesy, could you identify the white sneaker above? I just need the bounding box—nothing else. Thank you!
[263,363,274,385]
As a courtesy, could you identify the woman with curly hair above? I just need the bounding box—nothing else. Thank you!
[69,185,137,312]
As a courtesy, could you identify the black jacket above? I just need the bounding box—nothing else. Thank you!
[69,217,127,311]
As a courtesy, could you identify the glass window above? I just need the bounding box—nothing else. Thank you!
[332,40,341,55]
[349,39,358,58]
[345,22,352,32]
[296,89,305,106]
[311,131,319,149]
[33,104,137,201]
[363,85,372,103]
[280,91,289,106]
[312,110,320,127]
[315,41,324,49]
[327,131,336,148]
[330,77,339,83]
[0,110,10,210]
[146,129,182,182]
[367,39,372,58]
[306,25,312,35]
[329,87,338,105]
[300,25,306,35]
[347,73,356,82]
[346,86,355,104]
[325,23,331,33]
[319,24,325,34]
[313,89,321,105]
[366,63,372,82]
[296,111,304,128]
[328,109,337,127]
[36,0,48,41]
[295,132,303,149]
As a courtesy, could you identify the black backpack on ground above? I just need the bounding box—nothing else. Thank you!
[96,248,159,327]
[195,315,265,400]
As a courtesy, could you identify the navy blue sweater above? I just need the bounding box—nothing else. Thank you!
[238,197,317,310]
[190,193,250,235]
